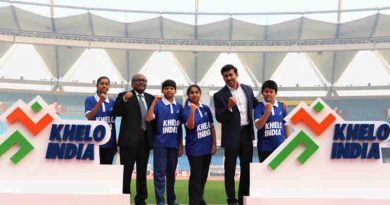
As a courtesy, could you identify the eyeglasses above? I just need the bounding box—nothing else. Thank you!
[134,79,147,83]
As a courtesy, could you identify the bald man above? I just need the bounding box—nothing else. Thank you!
[113,74,155,205]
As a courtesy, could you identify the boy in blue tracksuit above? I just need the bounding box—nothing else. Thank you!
[254,80,290,162]
[146,79,183,205]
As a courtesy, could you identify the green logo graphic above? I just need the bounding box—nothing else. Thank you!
[0,100,53,164]
[268,131,319,170]
[0,131,34,164]
[268,101,335,170]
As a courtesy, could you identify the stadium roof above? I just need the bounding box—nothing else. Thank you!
[0,0,390,96]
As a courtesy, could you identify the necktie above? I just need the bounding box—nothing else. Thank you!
[138,94,147,130]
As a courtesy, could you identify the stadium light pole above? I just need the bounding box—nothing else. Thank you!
[50,0,61,94]
[329,0,343,96]
[194,0,199,83]
[195,0,199,26]
[337,0,342,23]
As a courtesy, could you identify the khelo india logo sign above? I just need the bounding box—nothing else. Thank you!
[268,98,389,170]
[0,96,110,165]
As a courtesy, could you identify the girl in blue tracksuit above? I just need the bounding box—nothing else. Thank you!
[182,84,217,205]
[84,76,117,164]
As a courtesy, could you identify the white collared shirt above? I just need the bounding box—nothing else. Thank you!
[228,84,249,126]
[94,94,109,112]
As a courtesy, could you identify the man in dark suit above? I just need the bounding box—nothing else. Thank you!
[213,64,259,205]
[113,74,155,205]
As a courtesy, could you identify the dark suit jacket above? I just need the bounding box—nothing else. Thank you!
[113,90,155,150]
[213,84,259,148]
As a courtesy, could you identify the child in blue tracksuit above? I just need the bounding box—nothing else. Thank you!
[146,79,183,205]
[182,84,217,205]
[84,76,117,164]
[254,80,290,162]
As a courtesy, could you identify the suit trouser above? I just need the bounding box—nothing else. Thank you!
[188,154,211,205]
[99,147,117,164]
[120,131,150,205]
[153,147,178,205]
[224,126,253,204]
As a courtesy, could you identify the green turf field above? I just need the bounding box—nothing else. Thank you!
[130,179,238,204]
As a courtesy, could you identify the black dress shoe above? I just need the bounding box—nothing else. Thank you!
[227,198,238,205]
